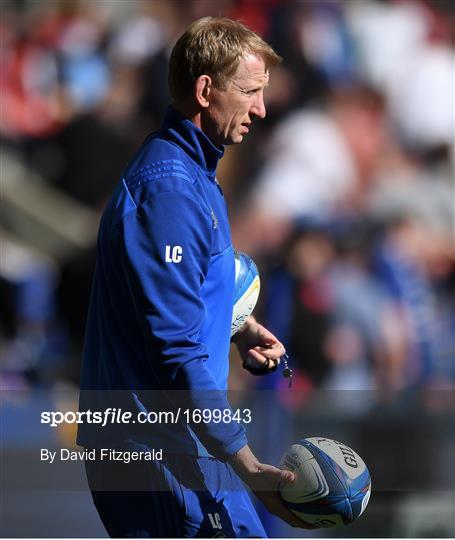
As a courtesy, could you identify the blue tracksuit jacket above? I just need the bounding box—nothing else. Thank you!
[77,106,247,459]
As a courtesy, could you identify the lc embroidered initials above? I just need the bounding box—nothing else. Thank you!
[208,512,222,529]
[165,245,183,263]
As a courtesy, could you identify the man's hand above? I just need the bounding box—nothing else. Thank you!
[228,445,314,529]
[233,316,285,374]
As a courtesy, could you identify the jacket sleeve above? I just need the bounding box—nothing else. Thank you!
[118,189,247,459]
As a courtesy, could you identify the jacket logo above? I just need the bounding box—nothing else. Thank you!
[165,245,183,263]
[211,210,218,229]
[208,512,222,530]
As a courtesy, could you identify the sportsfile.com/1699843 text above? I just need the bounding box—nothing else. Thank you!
[40,408,252,428]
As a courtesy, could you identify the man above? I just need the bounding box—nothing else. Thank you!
[78,17,310,537]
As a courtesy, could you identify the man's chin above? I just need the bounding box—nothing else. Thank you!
[228,135,244,145]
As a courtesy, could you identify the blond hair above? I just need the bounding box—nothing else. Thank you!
[168,17,282,103]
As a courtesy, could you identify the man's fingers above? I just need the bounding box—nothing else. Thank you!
[254,342,285,357]
[251,347,282,363]
[250,465,316,530]
[278,469,295,488]
[247,349,278,366]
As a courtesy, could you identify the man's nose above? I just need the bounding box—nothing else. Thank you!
[251,92,266,119]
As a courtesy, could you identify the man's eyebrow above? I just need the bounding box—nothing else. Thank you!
[243,85,264,93]
[247,79,270,91]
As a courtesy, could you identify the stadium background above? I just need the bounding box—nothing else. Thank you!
[1,0,454,537]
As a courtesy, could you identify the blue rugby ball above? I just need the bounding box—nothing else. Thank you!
[231,251,260,336]
[279,437,371,528]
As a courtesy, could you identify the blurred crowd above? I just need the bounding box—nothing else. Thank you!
[1,0,454,411]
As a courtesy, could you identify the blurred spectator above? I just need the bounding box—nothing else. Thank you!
[263,227,336,392]
[369,146,454,382]
[139,0,234,128]
[320,228,405,406]
[370,185,454,394]
[0,9,63,140]
[346,0,455,155]
[1,232,67,387]
[262,224,404,400]
[231,84,388,256]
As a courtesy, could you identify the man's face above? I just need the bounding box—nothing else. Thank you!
[204,54,269,146]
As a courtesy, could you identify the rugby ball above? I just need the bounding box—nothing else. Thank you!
[231,251,260,336]
[279,437,371,528]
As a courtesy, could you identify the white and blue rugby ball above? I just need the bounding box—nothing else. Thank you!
[279,437,371,528]
[231,251,260,336]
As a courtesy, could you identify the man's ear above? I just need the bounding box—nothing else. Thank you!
[194,75,211,108]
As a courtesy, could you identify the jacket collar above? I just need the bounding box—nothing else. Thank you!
[161,106,224,176]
